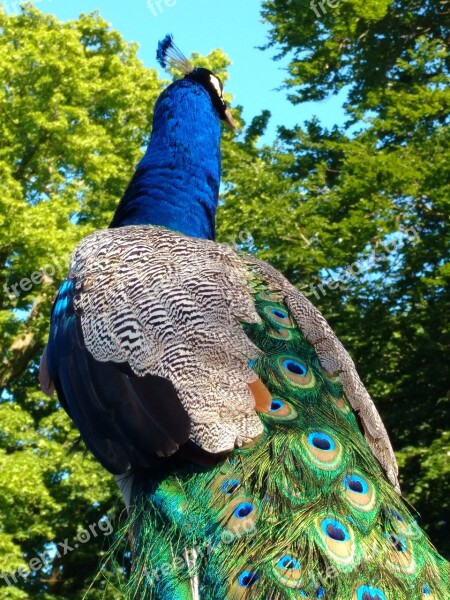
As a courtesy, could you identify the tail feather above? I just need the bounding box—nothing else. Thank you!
[118,282,449,599]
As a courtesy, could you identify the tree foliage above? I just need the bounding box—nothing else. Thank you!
[0,5,161,597]
[0,1,448,598]
[261,0,449,107]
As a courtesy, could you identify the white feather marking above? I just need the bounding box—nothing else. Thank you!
[209,74,223,98]
[183,547,200,600]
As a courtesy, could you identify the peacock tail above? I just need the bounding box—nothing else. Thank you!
[64,228,446,600]
[126,303,447,598]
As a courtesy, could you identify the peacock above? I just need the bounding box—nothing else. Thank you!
[39,35,449,599]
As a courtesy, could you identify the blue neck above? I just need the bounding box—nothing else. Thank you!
[110,79,222,240]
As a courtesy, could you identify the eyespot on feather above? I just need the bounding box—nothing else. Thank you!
[329,394,350,413]
[219,497,257,536]
[263,304,296,329]
[298,588,326,598]
[321,366,341,382]
[385,532,416,574]
[228,567,260,600]
[343,473,376,512]
[422,584,434,598]
[269,326,294,340]
[266,398,298,420]
[353,585,389,600]
[278,356,314,387]
[258,290,282,302]
[210,474,245,508]
[303,431,343,470]
[272,554,304,588]
[316,517,355,565]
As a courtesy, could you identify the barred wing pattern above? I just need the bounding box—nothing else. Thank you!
[69,226,263,457]
[58,225,397,487]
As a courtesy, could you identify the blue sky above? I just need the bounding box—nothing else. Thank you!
[7,0,347,142]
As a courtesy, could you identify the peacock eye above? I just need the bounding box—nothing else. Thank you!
[388,534,407,552]
[271,308,287,319]
[356,586,387,600]
[321,517,350,542]
[270,399,284,412]
[237,570,259,588]
[234,501,254,519]
[343,474,369,494]
[283,359,307,376]
[220,479,240,494]
[277,555,301,569]
[307,431,336,451]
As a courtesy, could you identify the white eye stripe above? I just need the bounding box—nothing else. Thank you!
[209,74,223,98]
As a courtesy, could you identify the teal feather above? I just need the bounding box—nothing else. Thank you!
[119,284,449,599]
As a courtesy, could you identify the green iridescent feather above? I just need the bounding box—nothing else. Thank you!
[117,283,449,600]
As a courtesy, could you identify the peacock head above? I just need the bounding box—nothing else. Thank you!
[156,34,236,129]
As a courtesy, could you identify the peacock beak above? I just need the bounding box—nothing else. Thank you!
[224,107,237,130]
